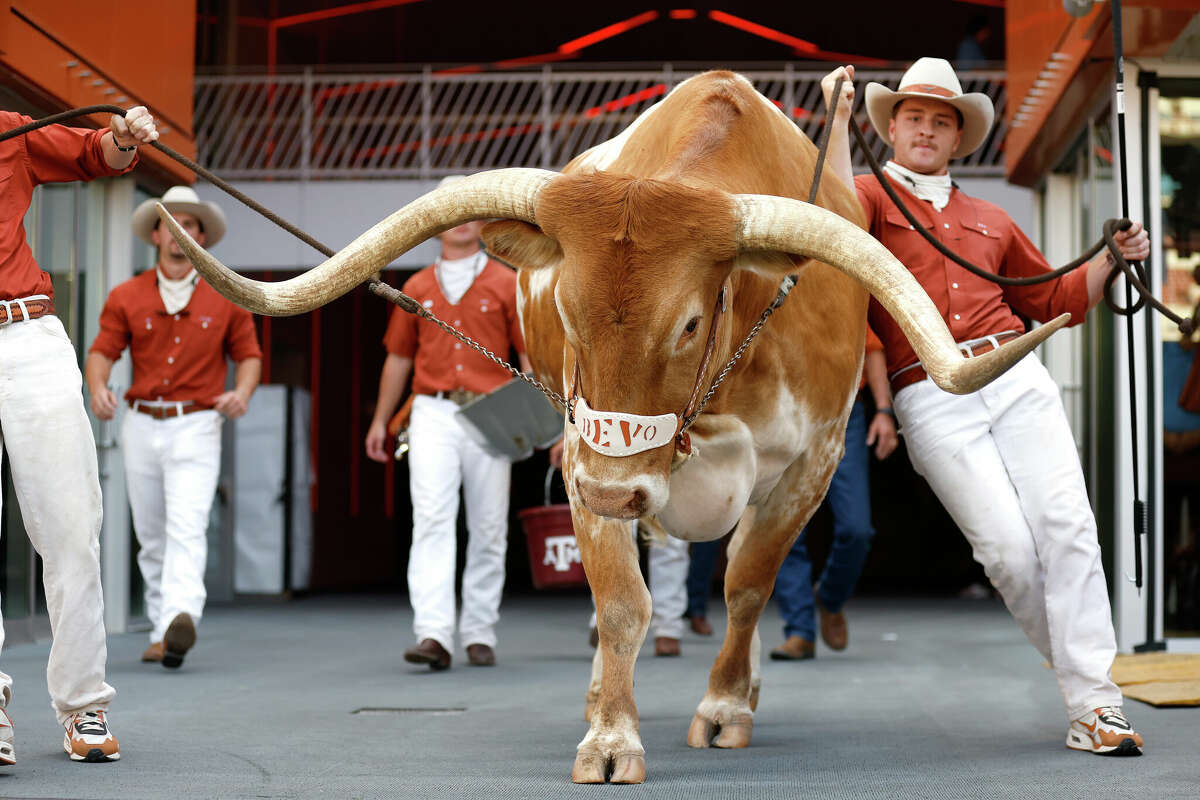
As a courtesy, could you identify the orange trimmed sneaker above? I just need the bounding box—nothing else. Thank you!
[63,710,120,762]
[0,707,14,766]
[1066,706,1143,756]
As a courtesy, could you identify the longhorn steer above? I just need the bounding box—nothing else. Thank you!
[160,71,1066,784]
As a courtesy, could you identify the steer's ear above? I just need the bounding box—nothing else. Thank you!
[731,250,808,280]
[482,220,562,272]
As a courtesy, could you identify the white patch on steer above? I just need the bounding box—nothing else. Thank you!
[516,264,558,346]
[694,694,752,725]
[748,384,833,503]
[572,92,671,171]
[577,712,644,756]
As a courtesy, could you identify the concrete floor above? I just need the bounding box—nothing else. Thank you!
[0,593,1195,799]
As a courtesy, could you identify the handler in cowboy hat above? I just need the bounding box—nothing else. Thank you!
[818,57,1150,756]
[86,185,261,671]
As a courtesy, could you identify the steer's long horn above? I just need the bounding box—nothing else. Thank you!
[157,168,558,317]
[734,194,1068,395]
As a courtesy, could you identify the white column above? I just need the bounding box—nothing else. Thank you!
[95,176,136,634]
[1110,64,1163,652]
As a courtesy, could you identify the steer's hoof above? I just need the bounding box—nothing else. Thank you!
[713,716,753,749]
[687,712,754,749]
[687,715,715,748]
[572,750,645,784]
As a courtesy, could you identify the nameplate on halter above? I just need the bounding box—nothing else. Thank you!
[573,397,677,457]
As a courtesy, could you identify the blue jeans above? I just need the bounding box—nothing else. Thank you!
[686,539,721,618]
[775,397,875,641]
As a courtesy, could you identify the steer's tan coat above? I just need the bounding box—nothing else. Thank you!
[483,71,869,783]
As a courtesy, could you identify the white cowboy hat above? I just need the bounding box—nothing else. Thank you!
[864,57,995,159]
[131,185,227,247]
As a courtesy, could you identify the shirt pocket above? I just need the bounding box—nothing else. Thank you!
[882,208,938,270]
[956,220,1003,273]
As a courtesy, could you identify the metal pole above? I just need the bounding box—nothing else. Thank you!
[1110,0,1147,597]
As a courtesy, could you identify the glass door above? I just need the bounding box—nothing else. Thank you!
[1158,82,1200,640]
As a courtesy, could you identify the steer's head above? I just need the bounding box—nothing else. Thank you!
[155,167,1070,522]
[485,174,743,518]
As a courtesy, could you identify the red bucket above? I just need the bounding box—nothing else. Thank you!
[519,466,587,590]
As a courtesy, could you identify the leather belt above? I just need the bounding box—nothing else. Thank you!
[424,389,480,406]
[890,331,1021,396]
[129,400,208,420]
[0,297,54,326]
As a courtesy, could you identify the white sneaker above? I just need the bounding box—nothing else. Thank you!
[0,707,14,765]
[1066,706,1143,756]
[63,710,120,762]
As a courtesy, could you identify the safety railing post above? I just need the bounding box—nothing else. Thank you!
[540,65,553,170]
[784,62,795,129]
[301,68,313,182]
[420,65,433,180]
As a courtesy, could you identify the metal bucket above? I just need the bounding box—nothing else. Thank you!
[519,466,587,590]
[455,377,563,462]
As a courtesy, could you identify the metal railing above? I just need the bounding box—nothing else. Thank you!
[194,66,1008,180]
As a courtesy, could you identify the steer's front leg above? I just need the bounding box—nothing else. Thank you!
[571,511,650,784]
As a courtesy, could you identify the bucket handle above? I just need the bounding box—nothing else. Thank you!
[544,464,559,507]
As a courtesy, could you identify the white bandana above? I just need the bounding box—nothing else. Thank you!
[884,161,953,212]
[436,251,487,305]
[157,267,198,315]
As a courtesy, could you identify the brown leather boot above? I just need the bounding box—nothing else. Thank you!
[141,641,164,663]
[769,636,815,661]
[162,613,196,669]
[466,643,496,666]
[404,638,451,670]
[654,636,681,657]
[688,615,714,636]
[816,596,848,651]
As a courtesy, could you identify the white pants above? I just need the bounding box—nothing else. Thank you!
[0,315,114,724]
[894,354,1122,721]
[588,527,689,639]
[649,535,689,638]
[122,408,222,643]
[407,395,510,652]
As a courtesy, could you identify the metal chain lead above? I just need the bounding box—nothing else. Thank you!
[679,274,797,432]
[368,281,570,410]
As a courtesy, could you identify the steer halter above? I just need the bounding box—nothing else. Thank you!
[568,275,796,458]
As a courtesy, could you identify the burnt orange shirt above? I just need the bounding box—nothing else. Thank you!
[855,174,1090,378]
[1,111,136,300]
[383,258,525,395]
[89,270,262,406]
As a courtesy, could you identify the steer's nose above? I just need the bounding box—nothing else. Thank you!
[574,475,649,520]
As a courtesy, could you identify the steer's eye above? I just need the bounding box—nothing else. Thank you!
[684,317,700,334]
